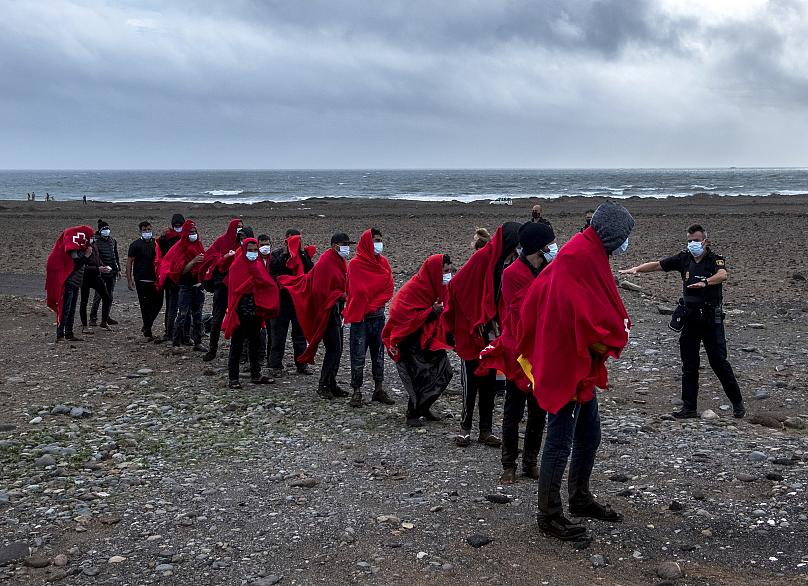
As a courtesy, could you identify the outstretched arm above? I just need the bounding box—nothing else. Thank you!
[619,261,662,275]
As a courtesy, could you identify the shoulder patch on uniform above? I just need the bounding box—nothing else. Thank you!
[716,259,725,266]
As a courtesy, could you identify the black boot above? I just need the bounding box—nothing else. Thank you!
[371,381,395,405]
[349,388,363,408]
[537,514,587,541]
[330,375,349,398]
[317,373,334,400]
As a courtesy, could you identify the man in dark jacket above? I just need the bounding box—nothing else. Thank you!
[127,220,162,341]
[268,228,314,376]
[90,219,121,326]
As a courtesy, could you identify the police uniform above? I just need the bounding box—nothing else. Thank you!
[660,250,743,413]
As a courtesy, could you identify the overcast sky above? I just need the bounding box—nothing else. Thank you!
[1,0,806,169]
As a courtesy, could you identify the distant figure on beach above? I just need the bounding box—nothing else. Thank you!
[344,228,395,408]
[620,223,746,419]
[26,193,30,201]
[46,225,94,342]
[90,220,121,328]
[45,193,50,202]
[580,209,595,232]
[82,195,87,205]
[127,221,162,341]
[472,227,490,250]
[31,192,36,201]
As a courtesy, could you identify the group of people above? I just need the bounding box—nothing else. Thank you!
[45,201,744,544]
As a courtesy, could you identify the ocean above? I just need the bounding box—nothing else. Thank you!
[1,168,807,204]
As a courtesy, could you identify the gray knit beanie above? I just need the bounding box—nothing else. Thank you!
[590,202,635,253]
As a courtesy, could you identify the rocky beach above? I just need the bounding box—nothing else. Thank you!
[1,194,807,585]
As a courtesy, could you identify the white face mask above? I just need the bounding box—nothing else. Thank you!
[543,242,559,263]
[245,251,259,262]
[338,245,350,258]
[173,226,183,233]
[442,272,453,285]
[141,231,152,240]
[259,245,271,256]
[100,228,110,237]
[373,242,384,254]
[516,246,523,257]
[612,238,629,256]
[189,233,198,242]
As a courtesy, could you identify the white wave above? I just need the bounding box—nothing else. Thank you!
[204,189,244,196]
[770,189,808,195]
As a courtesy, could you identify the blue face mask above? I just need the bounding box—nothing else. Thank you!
[245,251,259,262]
[543,243,558,263]
[612,238,629,256]
[687,241,704,257]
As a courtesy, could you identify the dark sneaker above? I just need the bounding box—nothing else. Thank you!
[331,379,349,398]
[64,335,83,342]
[106,318,119,325]
[296,364,313,376]
[201,351,217,362]
[672,408,699,419]
[569,501,623,522]
[537,514,587,541]
[732,401,746,419]
[99,321,111,330]
[192,344,208,353]
[522,464,539,479]
[228,380,242,389]
[406,416,424,427]
[56,335,65,342]
[269,368,285,378]
[455,430,472,447]
[349,389,363,408]
[89,320,98,327]
[81,326,94,335]
[316,382,335,400]
[250,375,274,385]
[478,432,502,448]
[371,388,395,405]
[499,468,516,485]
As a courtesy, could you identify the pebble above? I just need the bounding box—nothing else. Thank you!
[29,416,43,424]
[0,542,29,566]
[466,534,493,548]
[82,566,99,576]
[766,472,784,482]
[736,473,757,482]
[591,554,608,568]
[24,556,51,568]
[69,407,91,418]
[620,281,642,292]
[656,561,683,580]
[784,417,805,430]
[51,404,71,415]
[701,409,718,420]
[254,576,282,586]
[753,389,770,400]
[155,563,174,572]
[108,555,127,563]
[485,494,511,504]
[752,509,767,518]
[53,554,68,567]
[290,478,318,488]
[34,454,56,467]
[748,451,767,463]
[669,501,683,512]
[609,473,630,482]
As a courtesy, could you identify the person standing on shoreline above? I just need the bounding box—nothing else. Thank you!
[46,225,94,342]
[518,202,633,542]
[279,233,351,400]
[480,221,556,484]
[127,221,162,341]
[90,220,121,327]
[344,228,395,408]
[620,224,745,419]
[440,222,521,449]
[156,213,186,343]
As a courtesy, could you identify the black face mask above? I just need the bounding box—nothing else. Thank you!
[532,212,541,220]
[584,219,591,228]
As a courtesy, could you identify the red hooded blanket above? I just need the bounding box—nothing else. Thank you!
[45,225,94,324]
[516,227,631,414]
[284,234,318,276]
[200,218,241,282]
[222,238,280,339]
[382,254,450,362]
[343,229,394,323]
[479,258,537,391]
[278,247,347,364]
[439,223,518,361]
[156,219,205,291]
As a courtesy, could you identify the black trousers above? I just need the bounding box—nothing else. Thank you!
[320,305,344,380]
[164,283,180,338]
[56,283,80,337]
[80,274,110,326]
[349,313,385,389]
[91,273,117,321]
[207,283,228,354]
[229,316,262,382]
[501,381,546,470]
[135,281,163,336]
[680,308,742,411]
[268,291,307,368]
[460,359,496,434]
[173,285,204,346]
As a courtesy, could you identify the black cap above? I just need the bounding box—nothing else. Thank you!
[171,213,185,227]
[330,232,355,246]
[98,219,110,230]
[518,221,555,255]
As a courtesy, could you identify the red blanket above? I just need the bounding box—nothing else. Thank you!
[45,225,94,324]
[156,219,205,290]
[382,254,450,362]
[284,235,318,276]
[278,247,347,364]
[222,238,280,339]
[516,227,631,414]
[479,259,537,391]
[200,218,241,282]
[439,223,519,360]
[344,229,394,323]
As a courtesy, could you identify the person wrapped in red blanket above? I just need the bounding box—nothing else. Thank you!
[222,237,279,388]
[278,232,350,400]
[439,221,521,448]
[154,213,186,343]
[480,221,555,484]
[383,253,454,426]
[516,201,633,542]
[46,225,94,341]
[344,228,396,407]
[199,218,244,361]
[156,219,207,350]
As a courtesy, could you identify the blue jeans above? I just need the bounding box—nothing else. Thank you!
[537,394,601,519]
[173,285,204,345]
[57,284,79,337]
[349,313,385,389]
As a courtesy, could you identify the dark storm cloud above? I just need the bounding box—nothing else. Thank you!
[0,0,806,168]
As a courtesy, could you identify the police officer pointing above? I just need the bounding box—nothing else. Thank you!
[620,224,746,419]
